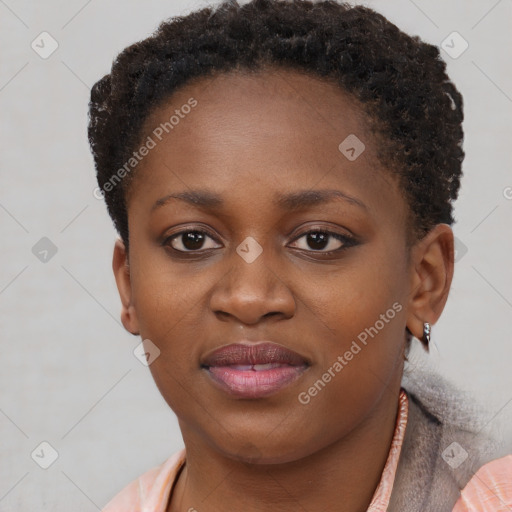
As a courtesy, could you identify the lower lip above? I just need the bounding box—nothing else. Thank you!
[205,365,307,399]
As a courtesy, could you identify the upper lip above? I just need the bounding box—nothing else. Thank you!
[201,341,309,367]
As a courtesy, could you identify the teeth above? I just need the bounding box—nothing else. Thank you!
[253,363,282,371]
[227,363,285,371]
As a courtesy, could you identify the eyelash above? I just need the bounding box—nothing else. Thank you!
[162,227,357,256]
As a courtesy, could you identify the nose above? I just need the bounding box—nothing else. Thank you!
[209,245,296,325]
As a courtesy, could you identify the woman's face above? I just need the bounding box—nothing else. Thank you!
[115,68,417,463]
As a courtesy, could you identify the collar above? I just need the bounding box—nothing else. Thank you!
[367,389,409,511]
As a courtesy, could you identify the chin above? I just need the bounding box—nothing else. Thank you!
[212,432,317,466]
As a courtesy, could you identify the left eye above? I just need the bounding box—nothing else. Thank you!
[289,231,354,253]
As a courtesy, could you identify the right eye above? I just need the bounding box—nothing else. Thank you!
[163,230,222,253]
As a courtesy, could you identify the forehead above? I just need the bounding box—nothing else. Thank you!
[140,66,373,160]
[127,67,406,229]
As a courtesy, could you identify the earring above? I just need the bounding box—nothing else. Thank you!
[422,322,431,351]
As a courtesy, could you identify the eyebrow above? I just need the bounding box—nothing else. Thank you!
[151,188,368,212]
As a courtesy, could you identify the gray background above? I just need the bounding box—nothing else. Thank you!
[1,0,511,510]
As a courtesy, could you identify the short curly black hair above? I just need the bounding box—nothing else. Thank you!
[88,0,464,254]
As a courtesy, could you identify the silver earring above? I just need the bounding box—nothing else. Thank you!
[422,322,431,350]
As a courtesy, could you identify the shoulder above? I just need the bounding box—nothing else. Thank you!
[393,372,510,511]
[101,449,186,512]
[452,455,512,511]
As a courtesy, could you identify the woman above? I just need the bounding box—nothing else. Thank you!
[87,1,512,510]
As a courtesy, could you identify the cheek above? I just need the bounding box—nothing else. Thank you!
[293,297,406,453]
[303,242,407,345]
[129,241,204,338]
[297,243,408,403]
[129,274,204,400]
[134,276,207,417]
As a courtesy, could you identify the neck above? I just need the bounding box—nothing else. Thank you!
[169,386,403,512]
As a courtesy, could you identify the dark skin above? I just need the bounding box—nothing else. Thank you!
[112,68,454,512]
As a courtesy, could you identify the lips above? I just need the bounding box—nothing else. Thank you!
[202,342,308,367]
[201,342,309,399]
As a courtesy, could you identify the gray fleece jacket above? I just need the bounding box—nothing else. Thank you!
[387,368,509,511]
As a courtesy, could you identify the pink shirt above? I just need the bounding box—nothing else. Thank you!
[101,390,512,511]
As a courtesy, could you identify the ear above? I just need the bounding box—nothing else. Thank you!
[112,238,140,335]
[406,224,455,345]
